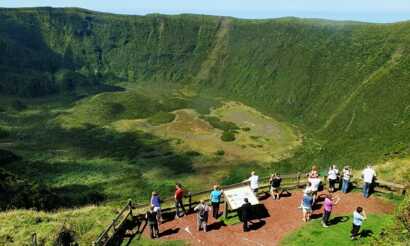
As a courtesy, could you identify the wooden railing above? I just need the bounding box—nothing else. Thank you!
[92,172,407,246]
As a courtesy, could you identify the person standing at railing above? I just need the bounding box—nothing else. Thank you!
[245,171,259,194]
[327,165,339,193]
[308,174,321,204]
[150,191,162,224]
[341,166,352,193]
[210,185,223,219]
[175,183,187,218]
[269,173,282,200]
[362,165,376,198]
[146,206,160,239]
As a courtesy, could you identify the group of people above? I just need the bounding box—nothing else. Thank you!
[145,165,377,240]
[301,164,376,240]
[145,183,224,238]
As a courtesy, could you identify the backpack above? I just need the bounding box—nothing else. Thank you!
[199,205,208,219]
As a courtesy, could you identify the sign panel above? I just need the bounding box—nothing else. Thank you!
[223,184,259,210]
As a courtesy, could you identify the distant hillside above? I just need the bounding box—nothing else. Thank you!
[0,7,409,167]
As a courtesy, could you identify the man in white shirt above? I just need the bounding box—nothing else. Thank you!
[327,165,339,193]
[246,171,259,193]
[362,165,376,198]
[308,176,321,204]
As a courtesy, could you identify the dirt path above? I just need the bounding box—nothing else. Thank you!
[149,191,393,246]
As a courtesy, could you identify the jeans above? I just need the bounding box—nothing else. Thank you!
[363,182,371,198]
[322,210,331,225]
[342,179,350,193]
[212,202,220,219]
[175,199,186,217]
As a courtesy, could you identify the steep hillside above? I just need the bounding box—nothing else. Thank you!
[0,6,408,171]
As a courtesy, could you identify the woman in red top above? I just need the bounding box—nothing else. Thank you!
[175,183,186,218]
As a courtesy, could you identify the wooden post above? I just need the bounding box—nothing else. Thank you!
[188,192,192,212]
[297,172,300,188]
[128,199,133,216]
[223,200,228,219]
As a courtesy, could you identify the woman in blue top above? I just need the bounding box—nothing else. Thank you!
[150,191,162,223]
[210,185,223,219]
[301,183,313,222]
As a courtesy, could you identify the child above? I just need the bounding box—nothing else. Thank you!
[146,206,159,238]
[194,200,210,232]
[351,207,367,240]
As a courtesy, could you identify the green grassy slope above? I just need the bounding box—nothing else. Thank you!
[1,8,409,171]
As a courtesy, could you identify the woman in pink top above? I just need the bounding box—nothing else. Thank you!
[321,194,340,227]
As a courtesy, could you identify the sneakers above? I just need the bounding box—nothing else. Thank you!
[321,222,328,228]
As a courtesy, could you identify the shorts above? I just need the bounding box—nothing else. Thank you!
[153,206,161,213]
[302,206,312,213]
[329,179,337,188]
[271,187,279,192]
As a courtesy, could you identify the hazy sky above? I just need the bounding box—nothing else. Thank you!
[1,0,410,23]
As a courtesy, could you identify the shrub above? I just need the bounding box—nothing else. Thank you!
[11,100,26,111]
[202,116,239,132]
[148,111,176,125]
[0,127,9,139]
[215,149,225,156]
[221,131,236,142]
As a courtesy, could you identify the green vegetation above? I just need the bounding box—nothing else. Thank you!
[280,214,394,246]
[0,206,115,245]
[148,111,176,125]
[201,116,239,133]
[374,194,410,245]
[221,130,236,142]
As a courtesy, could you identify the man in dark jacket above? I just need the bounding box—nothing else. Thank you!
[240,198,252,232]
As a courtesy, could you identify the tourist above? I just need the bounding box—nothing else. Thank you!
[194,200,211,232]
[341,166,352,193]
[351,207,367,240]
[362,165,376,198]
[146,206,159,239]
[210,185,223,219]
[175,183,186,218]
[150,191,162,223]
[321,194,340,227]
[269,173,282,200]
[327,165,339,193]
[308,174,321,204]
[245,171,259,194]
[301,183,314,222]
[241,198,252,232]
